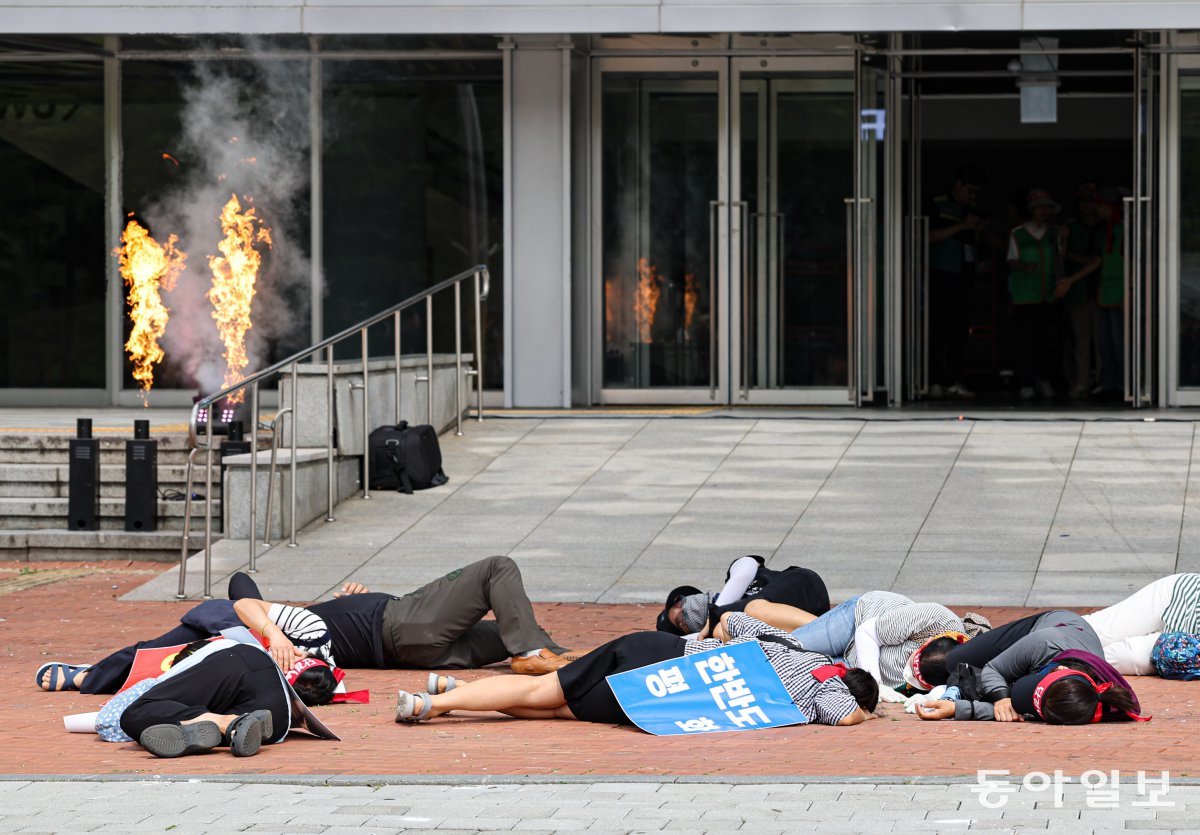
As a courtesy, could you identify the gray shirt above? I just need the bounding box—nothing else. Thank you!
[844,591,964,690]
[954,611,1101,721]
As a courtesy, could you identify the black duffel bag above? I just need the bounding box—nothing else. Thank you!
[367,421,449,494]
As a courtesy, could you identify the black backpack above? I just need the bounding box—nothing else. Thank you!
[367,422,449,494]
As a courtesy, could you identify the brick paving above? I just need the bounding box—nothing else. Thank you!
[2,563,1197,781]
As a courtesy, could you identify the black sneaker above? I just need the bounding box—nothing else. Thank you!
[139,721,222,758]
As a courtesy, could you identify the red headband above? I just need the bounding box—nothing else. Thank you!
[812,663,849,683]
[907,631,969,690]
[1032,669,1110,723]
[286,657,344,685]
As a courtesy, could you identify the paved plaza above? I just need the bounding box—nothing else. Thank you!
[2,778,1199,833]
[131,413,1200,607]
[5,411,1200,833]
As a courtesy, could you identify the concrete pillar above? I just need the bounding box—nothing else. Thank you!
[506,36,572,407]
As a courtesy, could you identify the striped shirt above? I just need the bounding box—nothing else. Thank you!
[268,603,336,666]
[844,591,963,690]
[686,613,860,726]
[1163,573,1200,634]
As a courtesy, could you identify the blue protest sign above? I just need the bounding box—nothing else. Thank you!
[606,641,808,735]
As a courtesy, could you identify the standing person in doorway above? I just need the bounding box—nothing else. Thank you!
[927,165,988,399]
[1057,182,1105,399]
[1007,188,1076,400]
[1092,187,1126,401]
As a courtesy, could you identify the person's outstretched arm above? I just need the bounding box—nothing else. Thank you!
[714,556,760,605]
[233,597,333,670]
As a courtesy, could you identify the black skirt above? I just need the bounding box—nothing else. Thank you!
[558,631,686,725]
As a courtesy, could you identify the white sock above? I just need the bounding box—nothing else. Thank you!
[519,649,545,657]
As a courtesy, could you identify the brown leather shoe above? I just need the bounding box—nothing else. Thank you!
[510,649,570,675]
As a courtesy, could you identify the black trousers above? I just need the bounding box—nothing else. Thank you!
[120,644,290,744]
[82,600,244,695]
[930,269,972,387]
[1011,302,1061,388]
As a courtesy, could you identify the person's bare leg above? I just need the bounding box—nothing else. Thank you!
[181,712,238,734]
[498,704,577,720]
[744,599,817,631]
[423,672,567,718]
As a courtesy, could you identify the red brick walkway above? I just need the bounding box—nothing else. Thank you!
[2,563,1194,779]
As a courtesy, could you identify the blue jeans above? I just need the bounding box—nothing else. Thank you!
[790,594,862,658]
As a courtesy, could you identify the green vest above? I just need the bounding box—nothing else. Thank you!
[1098,223,1124,308]
[929,195,968,275]
[1010,225,1058,305]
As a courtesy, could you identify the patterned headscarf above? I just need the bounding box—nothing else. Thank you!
[1151,632,1200,681]
[680,593,712,634]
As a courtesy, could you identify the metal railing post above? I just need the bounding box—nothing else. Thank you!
[326,345,336,523]
[203,420,214,599]
[288,362,298,547]
[454,280,463,436]
[361,327,371,499]
[263,408,290,548]
[248,382,259,572]
[425,294,434,428]
[393,310,402,425]
[176,448,197,599]
[474,269,484,421]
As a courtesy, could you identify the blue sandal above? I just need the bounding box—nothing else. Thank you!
[35,662,90,692]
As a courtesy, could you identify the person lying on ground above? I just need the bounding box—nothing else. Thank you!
[118,638,334,758]
[36,556,575,695]
[1079,573,1200,675]
[914,610,1147,723]
[35,592,339,702]
[394,611,880,728]
[657,556,830,637]
[778,590,973,703]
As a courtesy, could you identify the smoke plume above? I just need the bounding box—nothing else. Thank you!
[147,49,311,394]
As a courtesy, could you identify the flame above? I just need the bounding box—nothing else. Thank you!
[115,221,187,403]
[162,152,179,167]
[634,258,661,344]
[207,194,271,404]
[683,273,698,336]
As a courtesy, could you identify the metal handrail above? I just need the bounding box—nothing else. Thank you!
[177,264,490,599]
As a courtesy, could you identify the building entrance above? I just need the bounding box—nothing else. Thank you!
[591,53,878,405]
[901,35,1157,408]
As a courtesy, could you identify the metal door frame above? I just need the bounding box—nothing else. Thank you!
[1165,51,1200,406]
[591,56,730,405]
[729,55,872,406]
[1127,42,1157,407]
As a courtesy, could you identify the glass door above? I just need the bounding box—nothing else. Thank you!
[593,58,728,404]
[730,57,872,404]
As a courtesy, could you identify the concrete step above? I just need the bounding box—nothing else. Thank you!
[0,496,218,532]
[0,529,207,562]
[0,462,220,498]
[0,433,197,466]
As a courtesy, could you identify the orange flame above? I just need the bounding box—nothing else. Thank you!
[207,194,271,404]
[634,258,661,344]
[115,221,187,403]
[162,152,179,167]
[683,273,698,336]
